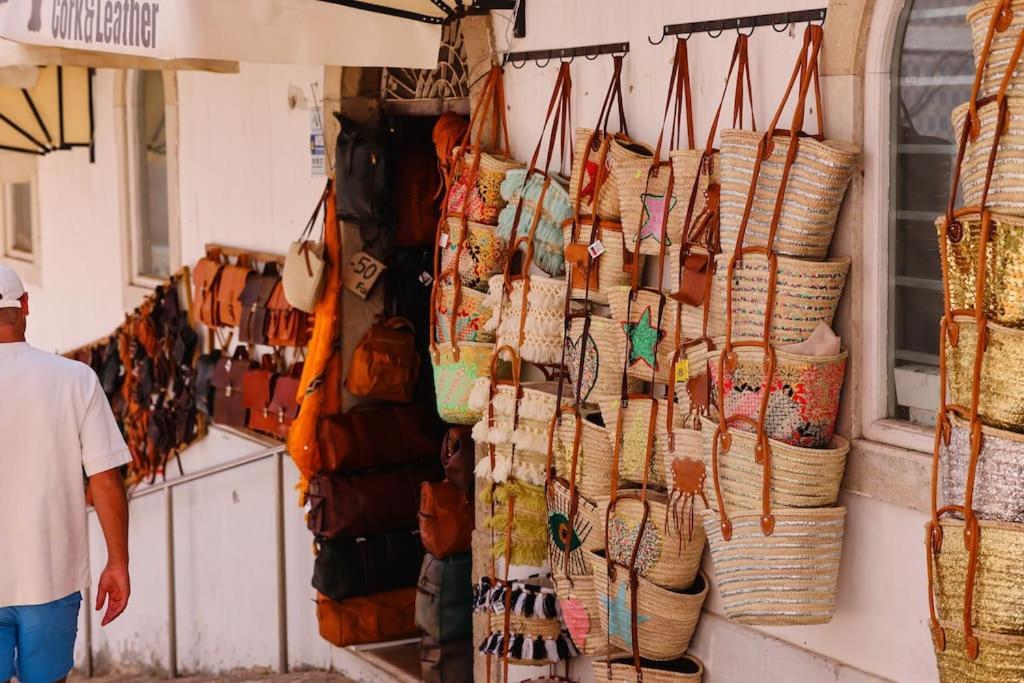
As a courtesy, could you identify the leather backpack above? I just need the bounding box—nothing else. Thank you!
[344,318,420,403]
[210,346,252,428]
[306,460,443,539]
[318,404,440,473]
[420,636,473,683]
[418,480,472,559]
[316,588,418,648]
[265,363,302,440]
[242,355,278,435]
[312,529,424,602]
[216,264,253,328]
[266,281,310,347]
[415,552,473,643]
[335,115,391,226]
[440,427,474,495]
[192,257,224,327]
[238,265,280,345]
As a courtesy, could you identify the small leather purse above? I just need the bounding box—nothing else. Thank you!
[344,317,420,403]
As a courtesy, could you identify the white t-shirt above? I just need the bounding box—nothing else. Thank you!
[0,341,131,607]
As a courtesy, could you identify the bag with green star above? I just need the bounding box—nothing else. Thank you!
[608,286,678,385]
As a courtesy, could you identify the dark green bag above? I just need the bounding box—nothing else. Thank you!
[415,552,472,643]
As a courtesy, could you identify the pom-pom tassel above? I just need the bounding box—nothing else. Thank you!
[521,634,534,661]
[513,589,528,616]
[544,637,560,663]
[542,593,557,619]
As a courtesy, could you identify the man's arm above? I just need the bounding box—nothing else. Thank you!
[88,469,130,626]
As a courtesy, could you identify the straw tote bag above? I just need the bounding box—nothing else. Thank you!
[717,28,859,260]
[564,312,632,404]
[605,654,704,683]
[438,216,508,292]
[282,185,330,313]
[940,413,1024,523]
[608,286,678,385]
[433,283,493,344]
[498,169,572,278]
[617,38,696,257]
[968,0,1024,98]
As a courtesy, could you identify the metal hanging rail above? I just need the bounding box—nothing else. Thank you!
[651,8,827,44]
[501,41,629,68]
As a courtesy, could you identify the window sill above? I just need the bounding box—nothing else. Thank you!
[843,432,933,513]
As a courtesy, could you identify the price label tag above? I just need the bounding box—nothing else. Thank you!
[343,251,387,299]
[492,599,505,615]
[588,240,606,259]
[439,232,450,248]
[674,358,690,383]
[418,271,434,287]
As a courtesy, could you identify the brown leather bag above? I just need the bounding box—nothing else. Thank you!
[418,480,473,559]
[243,355,278,435]
[432,112,469,195]
[216,264,253,328]
[344,318,420,403]
[210,346,252,428]
[318,404,440,473]
[266,281,311,347]
[316,588,418,647]
[440,427,474,495]
[265,363,302,440]
[306,460,443,539]
[238,266,280,344]
[192,257,224,327]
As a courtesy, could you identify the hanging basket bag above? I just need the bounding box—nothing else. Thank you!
[934,624,1024,683]
[967,1,1024,99]
[434,284,494,344]
[549,408,614,500]
[439,217,509,292]
[951,100,1024,214]
[553,571,624,658]
[498,169,572,277]
[564,217,631,305]
[447,151,523,226]
[564,315,631,404]
[940,413,1024,523]
[430,341,500,425]
[599,397,684,489]
[605,654,705,683]
[944,314,1024,432]
[479,480,549,567]
[485,273,567,366]
[475,576,577,667]
[608,286,678,385]
[705,343,848,448]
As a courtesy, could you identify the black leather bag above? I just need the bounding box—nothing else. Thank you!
[194,350,221,417]
[312,530,424,602]
[335,114,391,226]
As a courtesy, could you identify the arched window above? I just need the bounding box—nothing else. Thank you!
[889,1,974,424]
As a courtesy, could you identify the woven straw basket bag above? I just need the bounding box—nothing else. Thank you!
[546,477,604,572]
[940,415,1024,523]
[968,1,1024,100]
[617,157,689,258]
[708,253,850,344]
[498,169,571,277]
[586,555,708,661]
[608,286,679,384]
[703,506,846,625]
[554,571,623,658]
[479,480,548,567]
[430,341,497,425]
[704,344,848,448]
[563,217,630,304]
[569,131,654,221]
[478,600,576,666]
[944,314,1024,431]
[605,654,704,683]
[549,410,614,501]
[599,397,685,489]
[439,217,508,292]
[565,315,631,403]
[469,378,568,464]
[434,284,494,344]
[484,274,567,366]
[700,417,848,511]
[934,623,1024,683]
[936,212,1024,328]
[951,100,1024,213]
[447,150,523,226]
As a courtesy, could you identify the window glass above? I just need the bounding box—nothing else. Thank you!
[9,182,32,255]
[132,70,169,280]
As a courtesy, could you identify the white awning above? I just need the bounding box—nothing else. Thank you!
[0,0,444,69]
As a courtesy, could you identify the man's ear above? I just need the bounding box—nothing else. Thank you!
[20,293,28,317]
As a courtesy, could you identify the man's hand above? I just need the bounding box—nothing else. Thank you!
[95,562,130,626]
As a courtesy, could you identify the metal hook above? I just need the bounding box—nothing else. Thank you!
[584,52,600,61]
[536,57,551,68]
[736,24,755,37]
[708,28,724,39]
[560,55,574,64]
[811,10,826,26]
[509,57,527,69]
[648,30,667,46]
[772,20,789,33]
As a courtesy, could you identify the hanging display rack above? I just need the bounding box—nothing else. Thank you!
[501,41,629,69]
[319,0,525,37]
[649,8,827,44]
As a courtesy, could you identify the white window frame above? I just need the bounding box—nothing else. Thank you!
[0,154,41,287]
[115,69,181,309]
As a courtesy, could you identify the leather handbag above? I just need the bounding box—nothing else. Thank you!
[336,115,391,226]
[267,281,311,347]
[210,346,252,428]
[316,588,418,647]
[418,480,472,559]
[318,404,440,473]
[312,529,424,602]
[192,257,224,327]
[415,552,472,643]
[344,317,420,403]
[238,265,280,345]
[440,426,474,495]
[242,355,278,435]
[265,363,302,440]
[432,112,468,196]
[306,460,443,539]
[215,263,253,328]
[283,184,330,313]
[419,636,472,683]
[194,350,220,417]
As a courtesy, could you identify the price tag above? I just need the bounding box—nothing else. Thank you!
[492,599,505,615]
[439,232,450,248]
[343,251,387,299]
[588,240,606,259]
[674,358,690,383]
[418,271,434,287]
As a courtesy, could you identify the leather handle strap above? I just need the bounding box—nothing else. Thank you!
[966,0,1014,141]
[602,493,651,680]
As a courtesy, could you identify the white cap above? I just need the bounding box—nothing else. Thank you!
[0,264,26,309]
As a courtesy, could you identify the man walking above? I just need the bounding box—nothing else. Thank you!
[0,264,131,683]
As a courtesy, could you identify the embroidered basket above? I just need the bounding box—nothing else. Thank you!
[439,217,509,292]
[546,478,604,578]
[936,212,1024,329]
[708,254,850,345]
[934,624,1024,683]
[700,416,848,510]
[447,151,523,226]
[599,398,685,489]
[617,158,688,257]
[702,506,846,625]
[569,130,650,220]
[944,314,1024,432]
[549,410,614,501]
[968,1,1024,99]
[498,170,571,277]
[554,571,623,658]
[564,217,631,304]
[485,274,567,366]
[588,553,708,661]
[940,415,1024,523]
[565,315,631,403]
[607,287,678,384]
[469,379,569,474]
[705,344,848,448]
[718,129,859,259]
[605,654,705,683]
[430,341,498,425]
[434,284,494,344]
[951,100,1024,214]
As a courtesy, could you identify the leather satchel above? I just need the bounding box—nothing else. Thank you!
[265,363,302,440]
[316,588,418,648]
[266,281,311,347]
[418,481,472,559]
[242,355,278,435]
[420,636,472,683]
[415,552,472,643]
[216,264,253,328]
[194,350,220,417]
[336,115,391,226]
[210,346,252,428]
[238,266,280,345]
[318,404,440,473]
[312,529,424,602]
[440,427,474,495]
[344,317,420,403]
[192,257,224,327]
[306,460,443,539]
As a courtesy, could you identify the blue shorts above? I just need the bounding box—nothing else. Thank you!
[0,592,81,683]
